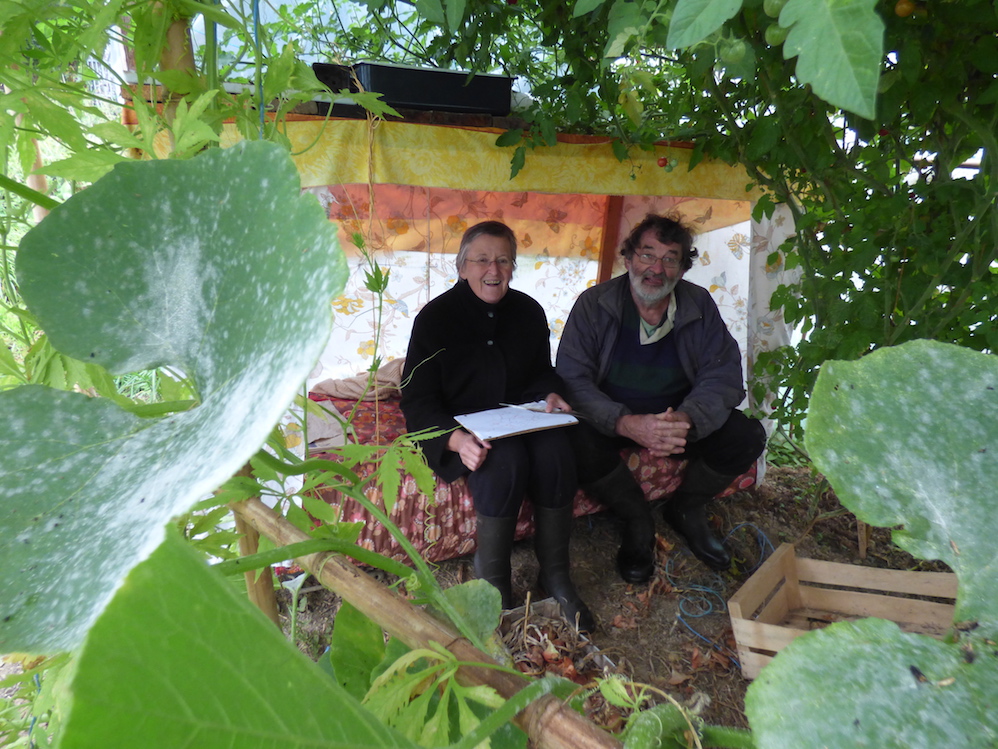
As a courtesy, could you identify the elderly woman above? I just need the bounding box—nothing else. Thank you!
[401,220,594,633]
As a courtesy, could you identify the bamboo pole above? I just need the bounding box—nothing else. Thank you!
[231,498,621,749]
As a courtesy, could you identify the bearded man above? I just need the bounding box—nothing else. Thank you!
[556,214,767,581]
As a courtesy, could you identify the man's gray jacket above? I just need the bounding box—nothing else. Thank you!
[555,274,746,441]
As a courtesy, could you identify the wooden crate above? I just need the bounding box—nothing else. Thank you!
[727,543,957,679]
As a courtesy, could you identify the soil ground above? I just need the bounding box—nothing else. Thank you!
[276,464,951,732]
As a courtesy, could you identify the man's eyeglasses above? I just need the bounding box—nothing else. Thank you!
[467,257,514,268]
[634,252,681,268]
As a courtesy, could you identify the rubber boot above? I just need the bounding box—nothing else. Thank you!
[584,462,656,584]
[534,504,596,634]
[473,513,518,609]
[661,460,737,571]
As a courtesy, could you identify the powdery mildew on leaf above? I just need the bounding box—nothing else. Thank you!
[806,340,997,623]
[1,141,346,653]
[747,341,998,748]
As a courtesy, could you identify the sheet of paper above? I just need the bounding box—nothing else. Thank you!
[455,403,578,441]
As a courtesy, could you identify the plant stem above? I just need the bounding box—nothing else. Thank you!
[700,725,757,749]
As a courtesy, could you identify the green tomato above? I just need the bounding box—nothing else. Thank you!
[763,0,788,18]
[765,23,790,46]
[720,38,748,64]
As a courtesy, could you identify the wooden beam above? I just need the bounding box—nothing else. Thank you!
[234,511,282,628]
[597,195,624,283]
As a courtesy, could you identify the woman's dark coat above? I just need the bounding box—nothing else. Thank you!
[400,279,563,482]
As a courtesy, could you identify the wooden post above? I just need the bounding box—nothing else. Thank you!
[234,511,282,628]
[857,518,871,559]
[231,497,621,749]
[597,195,625,283]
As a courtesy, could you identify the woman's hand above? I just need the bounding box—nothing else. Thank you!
[447,428,491,471]
[544,392,572,413]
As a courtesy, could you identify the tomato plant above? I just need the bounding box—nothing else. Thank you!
[763,0,788,18]
[764,23,789,46]
[719,37,748,64]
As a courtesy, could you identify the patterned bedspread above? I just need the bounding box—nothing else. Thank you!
[309,395,756,564]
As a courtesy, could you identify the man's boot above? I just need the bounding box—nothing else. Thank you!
[534,504,596,634]
[661,460,738,571]
[473,513,518,608]
[584,462,656,584]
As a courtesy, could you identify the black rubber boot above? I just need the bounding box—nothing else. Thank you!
[473,513,518,609]
[584,463,656,584]
[661,460,737,571]
[534,504,596,634]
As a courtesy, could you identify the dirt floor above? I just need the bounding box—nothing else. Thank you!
[275,464,952,732]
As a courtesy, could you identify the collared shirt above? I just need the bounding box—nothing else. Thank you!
[638,292,677,344]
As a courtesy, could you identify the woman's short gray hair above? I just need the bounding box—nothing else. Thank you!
[455,220,518,273]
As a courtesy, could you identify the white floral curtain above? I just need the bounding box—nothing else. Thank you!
[304,185,797,422]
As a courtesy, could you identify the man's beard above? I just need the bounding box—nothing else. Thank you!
[628,267,679,305]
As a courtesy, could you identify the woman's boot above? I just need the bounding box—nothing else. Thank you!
[473,513,518,608]
[533,504,596,634]
[661,460,737,571]
[583,462,656,583]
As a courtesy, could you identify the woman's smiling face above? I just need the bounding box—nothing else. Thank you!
[458,233,515,304]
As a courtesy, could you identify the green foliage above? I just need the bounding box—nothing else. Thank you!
[0,136,525,748]
[329,601,389,700]
[284,0,996,441]
[0,141,345,654]
[4,4,998,748]
[0,653,70,747]
[747,341,998,747]
[60,531,417,748]
[362,642,506,745]
[780,0,884,118]
[622,703,693,749]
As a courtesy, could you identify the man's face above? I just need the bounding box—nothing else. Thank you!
[625,230,684,306]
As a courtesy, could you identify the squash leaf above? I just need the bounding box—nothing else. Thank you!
[747,341,998,748]
[0,141,346,653]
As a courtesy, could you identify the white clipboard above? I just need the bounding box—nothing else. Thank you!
[455,401,578,441]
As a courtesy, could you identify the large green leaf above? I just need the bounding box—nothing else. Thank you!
[747,341,998,747]
[1,141,346,654]
[60,531,415,749]
[329,601,388,701]
[779,0,884,119]
[666,0,743,49]
[806,340,997,624]
[604,0,648,59]
[747,618,998,748]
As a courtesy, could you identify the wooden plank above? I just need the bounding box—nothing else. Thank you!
[234,511,282,628]
[728,544,961,682]
[729,543,797,619]
[780,542,803,610]
[783,612,812,629]
[798,587,955,630]
[796,557,957,600]
[753,580,792,625]
[731,619,810,656]
[739,651,774,680]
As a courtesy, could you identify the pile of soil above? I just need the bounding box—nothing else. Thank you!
[279,465,950,730]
